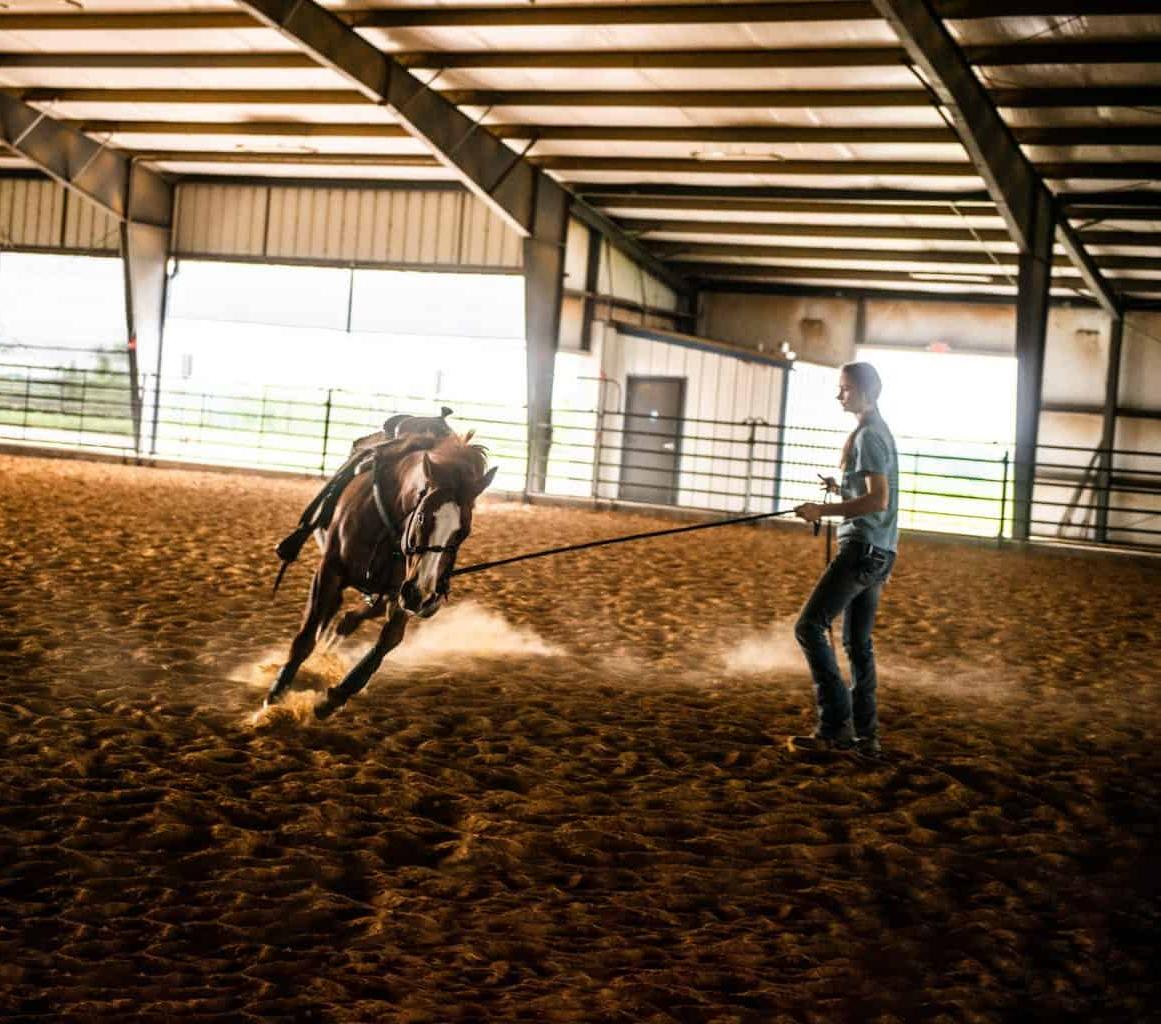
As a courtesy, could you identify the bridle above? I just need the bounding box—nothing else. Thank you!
[400,485,464,558]
[369,452,463,563]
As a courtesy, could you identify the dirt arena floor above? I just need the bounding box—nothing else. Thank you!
[1,453,1159,1023]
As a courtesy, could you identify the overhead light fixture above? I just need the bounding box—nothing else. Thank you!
[690,148,784,162]
[909,271,995,284]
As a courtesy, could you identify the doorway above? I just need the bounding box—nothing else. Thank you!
[619,375,685,505]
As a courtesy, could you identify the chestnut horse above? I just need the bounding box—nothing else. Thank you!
[267,432,497,718]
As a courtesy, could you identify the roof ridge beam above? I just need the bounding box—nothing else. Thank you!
[6,39,1159,70]
[0,93,171,227]
[872,0,1120,316]
[1,2,1154,31]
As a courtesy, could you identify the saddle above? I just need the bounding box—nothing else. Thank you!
[272,407,455,592]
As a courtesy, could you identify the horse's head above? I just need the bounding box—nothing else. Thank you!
[398,438,497,618]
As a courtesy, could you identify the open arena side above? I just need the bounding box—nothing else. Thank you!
[1,452,1159,1021]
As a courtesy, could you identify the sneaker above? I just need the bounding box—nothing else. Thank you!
[853,735,882,756]
[787,732,855,754]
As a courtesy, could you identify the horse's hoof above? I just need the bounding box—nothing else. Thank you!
[314,692,341,720]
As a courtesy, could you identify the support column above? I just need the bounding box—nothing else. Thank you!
[579,225,603,353]
[120,220,171,456]
[1012,187,1055,542]
[1096,315,1124,542]
[523,183,569,494]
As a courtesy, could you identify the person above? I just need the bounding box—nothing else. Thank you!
[789,362,899,755]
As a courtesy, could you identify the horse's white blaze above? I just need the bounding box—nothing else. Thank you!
[417,500,461,597]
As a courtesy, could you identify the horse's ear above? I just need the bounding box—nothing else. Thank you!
[422,452,435,481]
[476,465,499,495]
[463,429,476,445]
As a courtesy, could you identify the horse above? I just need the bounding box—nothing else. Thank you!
[266,431,497,719]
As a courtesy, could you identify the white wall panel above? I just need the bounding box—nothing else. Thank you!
[593,325,788,512]
[1042,306,1112,407]
[173,182,522,271]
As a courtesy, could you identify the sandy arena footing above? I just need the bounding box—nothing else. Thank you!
[1,454,1158,1022]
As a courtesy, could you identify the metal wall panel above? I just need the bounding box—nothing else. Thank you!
[0,177,121,253]
[174,183,265,257]
[62,189,120,252]
[173,182,522,271]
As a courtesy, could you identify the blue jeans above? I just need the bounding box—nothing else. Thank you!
[794,540,896,740]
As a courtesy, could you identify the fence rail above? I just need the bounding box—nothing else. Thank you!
[1,357,1158,552]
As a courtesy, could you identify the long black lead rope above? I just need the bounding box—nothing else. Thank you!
[451,507,803,578]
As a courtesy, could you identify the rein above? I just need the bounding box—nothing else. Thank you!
[450,507,801,578]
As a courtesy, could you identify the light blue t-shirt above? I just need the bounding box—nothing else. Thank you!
[836,411,899,553]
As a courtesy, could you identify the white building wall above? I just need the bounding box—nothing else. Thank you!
[589,323,788,512]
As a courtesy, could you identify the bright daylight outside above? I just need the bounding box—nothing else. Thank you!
[159,260,529,489]
[782,348,1017,538]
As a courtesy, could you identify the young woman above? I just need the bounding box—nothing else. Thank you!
[791,362,899,755]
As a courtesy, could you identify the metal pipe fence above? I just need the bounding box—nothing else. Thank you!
[1,356,1157,552]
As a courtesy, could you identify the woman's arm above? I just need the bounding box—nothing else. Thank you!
[795,473,889,523]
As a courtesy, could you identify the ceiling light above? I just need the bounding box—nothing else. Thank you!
[909,271,995,284]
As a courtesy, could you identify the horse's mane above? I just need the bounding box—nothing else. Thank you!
[390,431,488,490]
[428,432,489,487]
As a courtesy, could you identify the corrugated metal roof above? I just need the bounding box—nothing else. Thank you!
[0,0,1157,304]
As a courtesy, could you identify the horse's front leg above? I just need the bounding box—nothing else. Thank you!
[266,558,343,707]
[314,607,408,719]
[333,595,387,640]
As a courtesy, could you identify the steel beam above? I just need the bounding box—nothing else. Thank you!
[629,219,1015,244]
[591,195,999,218]
[409,41,1161,68]
[542,156,1161,180]
[65,118,1161,150]
[579,184,993,203]
[1096,316,1124,542]
[675,262,1013,284]
[0,2,1154,32]
[873,0,1121,318]
[232,0,684,296]
[524,182,570,494]
[71,120,413,139]
[0,95,175,456]
[136,151,441,167]
[694,279,1101,308]
[8,39,1155,71]
[657,242,1159,274]
[624,216,1159,249]
[233,0,687,500]
[23,85,1161,109]
[1061,191,1161,209]
[1012,189,1055,541]
[0,94,172,227]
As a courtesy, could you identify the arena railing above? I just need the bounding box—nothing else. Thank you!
[0,355,1156,553]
